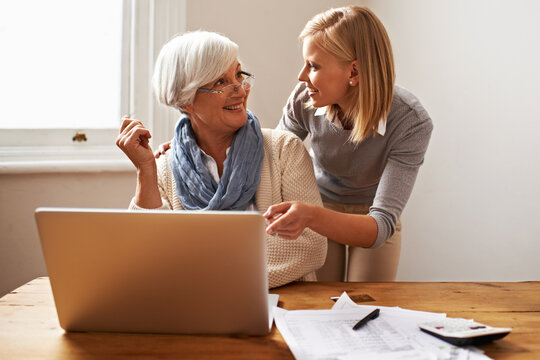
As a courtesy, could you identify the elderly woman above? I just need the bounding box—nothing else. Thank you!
[116,31,326,289]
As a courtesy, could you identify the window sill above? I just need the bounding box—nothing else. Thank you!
[0,145,135,174]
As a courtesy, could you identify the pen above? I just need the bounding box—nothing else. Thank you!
[352,308,380,330]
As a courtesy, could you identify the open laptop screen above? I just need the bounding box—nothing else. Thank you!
[35,207,270,335]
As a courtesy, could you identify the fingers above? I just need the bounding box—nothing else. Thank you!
[154,141,172,159]
[115,117,155,169]
[118,127,152,152]
[263,202,292,220]
[117,117,152,145]
[265,223,297,237]
[115,116,156,172]
[265,222,302,240]
[116,121,151,149]
[264,202,294,234]
[119,115,149,136]
[119,116,142,135]
[264,201,308,240]
[265,210,295,235]
[120,115,134,133]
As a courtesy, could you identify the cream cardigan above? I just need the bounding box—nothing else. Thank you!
[130,128,327,288]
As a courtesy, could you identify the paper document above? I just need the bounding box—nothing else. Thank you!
[274,307,414,359]
[268,293,279,328]
[273,292,492,360]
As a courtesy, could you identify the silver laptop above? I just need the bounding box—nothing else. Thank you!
[35,207,274,336]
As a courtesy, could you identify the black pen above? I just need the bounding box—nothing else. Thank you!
[352,308,380,330]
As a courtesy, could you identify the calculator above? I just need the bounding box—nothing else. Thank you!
[418,318,511,346]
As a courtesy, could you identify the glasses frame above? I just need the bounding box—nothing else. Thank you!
[197,71,255,95]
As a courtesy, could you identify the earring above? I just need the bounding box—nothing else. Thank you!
[349,81,354,86]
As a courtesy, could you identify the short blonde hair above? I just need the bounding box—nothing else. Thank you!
[301,6,395,142]
[152,30,239,110]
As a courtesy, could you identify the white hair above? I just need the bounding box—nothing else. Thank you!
[152,30,239,110]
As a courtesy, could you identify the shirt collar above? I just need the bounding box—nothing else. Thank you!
[314,107,386,136]
[200,147,230,184]
[314,107,326,117]
[377,118,387,136]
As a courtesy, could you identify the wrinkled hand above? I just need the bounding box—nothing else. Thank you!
[116,116,155,169]
[154,141,171,158]
[263,201,314,240]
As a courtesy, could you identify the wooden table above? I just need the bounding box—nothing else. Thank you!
[1,278,539,359]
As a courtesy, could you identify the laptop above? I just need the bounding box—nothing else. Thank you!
[35,207,276,336]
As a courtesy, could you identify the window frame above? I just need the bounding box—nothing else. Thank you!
[0,0,186,174]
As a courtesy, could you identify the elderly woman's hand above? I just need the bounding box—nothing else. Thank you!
[263,201,316,240]
[116,116,155,170]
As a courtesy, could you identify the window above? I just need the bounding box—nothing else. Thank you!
[0,0,123,129]
[0,0,185,173]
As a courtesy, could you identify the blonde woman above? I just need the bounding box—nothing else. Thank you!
[264,6,433,282]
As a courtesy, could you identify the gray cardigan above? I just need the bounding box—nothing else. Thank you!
[278,83,433,248]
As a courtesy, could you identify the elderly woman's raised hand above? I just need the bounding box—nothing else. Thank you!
[116,116,155,170]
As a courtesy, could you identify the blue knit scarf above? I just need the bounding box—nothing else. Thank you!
[168,110,264,210]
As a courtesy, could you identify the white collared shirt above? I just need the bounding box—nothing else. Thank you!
[200,147,257,211]
[314,106,386,136]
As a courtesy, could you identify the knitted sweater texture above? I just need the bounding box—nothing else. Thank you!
[131,128,327,288]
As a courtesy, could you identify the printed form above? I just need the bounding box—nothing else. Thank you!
[273,292,492,360]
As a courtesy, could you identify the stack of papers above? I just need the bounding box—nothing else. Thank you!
[274,292,492,360]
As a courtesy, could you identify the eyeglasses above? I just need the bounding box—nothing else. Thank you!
[197,71,255,95]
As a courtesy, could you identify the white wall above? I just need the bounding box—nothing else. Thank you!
[364,0,540,280]
[0,172,136,296]
[2,0,539,297]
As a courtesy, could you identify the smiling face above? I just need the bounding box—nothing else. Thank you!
[298,36,355,111]
[183,61,250,142]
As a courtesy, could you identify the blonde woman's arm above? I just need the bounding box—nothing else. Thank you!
[265,201,378,247]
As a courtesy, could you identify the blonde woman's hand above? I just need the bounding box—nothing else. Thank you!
[263,201,315,240]
[154,141,171,158]
[116,116,155,170]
